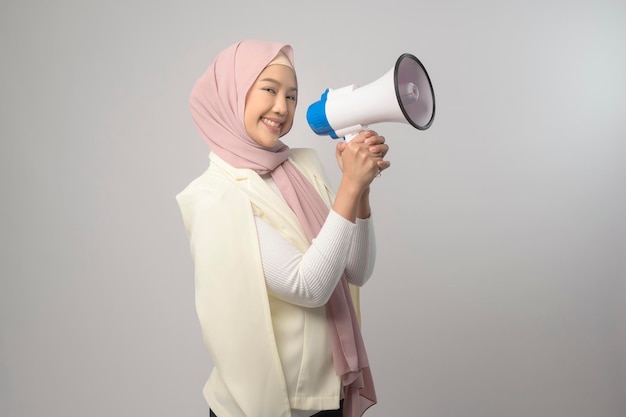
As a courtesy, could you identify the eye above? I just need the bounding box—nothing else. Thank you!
[262,87,276,95]
[287,95,297,102]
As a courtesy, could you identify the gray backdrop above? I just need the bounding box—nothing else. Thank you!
[2,1,625,416]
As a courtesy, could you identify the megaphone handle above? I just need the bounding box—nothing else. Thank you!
[343,125,369,142]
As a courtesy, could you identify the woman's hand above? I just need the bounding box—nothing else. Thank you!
[335,130,390,187]
[332,130,391,222]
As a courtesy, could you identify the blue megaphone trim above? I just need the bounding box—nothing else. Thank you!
[306,89,339,139]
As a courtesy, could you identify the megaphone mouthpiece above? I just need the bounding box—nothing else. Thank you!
[306,89,334,136]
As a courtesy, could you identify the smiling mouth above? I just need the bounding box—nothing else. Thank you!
[262,118,282,129]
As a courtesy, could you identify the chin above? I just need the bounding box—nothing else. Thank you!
[255,136,279,148]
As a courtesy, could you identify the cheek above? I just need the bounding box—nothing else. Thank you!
[243,96,259,125]
[243,90,261,119]
[280,103,296,134]
[280,119,294,137]
[243,109,252,130]
[243,107,257,137]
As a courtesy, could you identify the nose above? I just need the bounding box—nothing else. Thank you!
[272,96,288,116]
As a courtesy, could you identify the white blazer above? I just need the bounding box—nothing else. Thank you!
[177,149,361,417]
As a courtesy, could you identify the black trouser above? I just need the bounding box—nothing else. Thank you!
[210,400,343,417]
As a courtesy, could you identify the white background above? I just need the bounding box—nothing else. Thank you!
[2,1,625,416]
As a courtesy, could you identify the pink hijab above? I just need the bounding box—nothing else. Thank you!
[189,40,376,417]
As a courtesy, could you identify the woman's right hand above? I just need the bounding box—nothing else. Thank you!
[332,130,390,222]
[336,130,390,191]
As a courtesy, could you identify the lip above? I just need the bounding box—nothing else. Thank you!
[262,117,283,132]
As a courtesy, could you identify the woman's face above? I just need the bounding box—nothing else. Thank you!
[244,64,297,148]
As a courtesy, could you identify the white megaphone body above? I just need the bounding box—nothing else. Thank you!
[306,53,435,141]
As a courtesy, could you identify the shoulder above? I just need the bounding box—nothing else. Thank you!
[289,147,321,164]
[177,167,235,203]
[175,163,250,226]
[288,148,326,178]
[288,147,335,203]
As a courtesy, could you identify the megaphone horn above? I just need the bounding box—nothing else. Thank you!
[306,53,435,141]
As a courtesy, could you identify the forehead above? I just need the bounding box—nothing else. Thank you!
[254,64,297,87]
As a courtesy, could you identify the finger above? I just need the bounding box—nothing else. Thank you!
[349,130,372,144]
[377,160,391,170]
[364,134,384,145]
[368,144,389,157]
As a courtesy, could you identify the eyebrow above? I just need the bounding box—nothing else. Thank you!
[258,77,298,91]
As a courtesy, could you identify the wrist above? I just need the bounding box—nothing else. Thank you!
[357,189,371,219]
[339,177,366,200]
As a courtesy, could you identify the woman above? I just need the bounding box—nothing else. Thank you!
[176,40,390,417]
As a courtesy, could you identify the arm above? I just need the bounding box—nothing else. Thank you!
[256,210,357,308]
[259,131,389,307]
[344,216,376,286]
[332,131,389,222]
[332,131,387,284]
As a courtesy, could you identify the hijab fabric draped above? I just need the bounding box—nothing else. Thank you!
[189,40,376,417]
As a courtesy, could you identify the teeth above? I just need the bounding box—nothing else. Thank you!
[263,118,280,127]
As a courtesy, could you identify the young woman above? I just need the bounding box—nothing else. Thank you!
[176,40,390,417]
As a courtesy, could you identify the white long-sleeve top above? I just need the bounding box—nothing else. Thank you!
[256,210,375,308]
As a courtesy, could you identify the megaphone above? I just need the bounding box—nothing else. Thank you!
[306,53,435,141]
